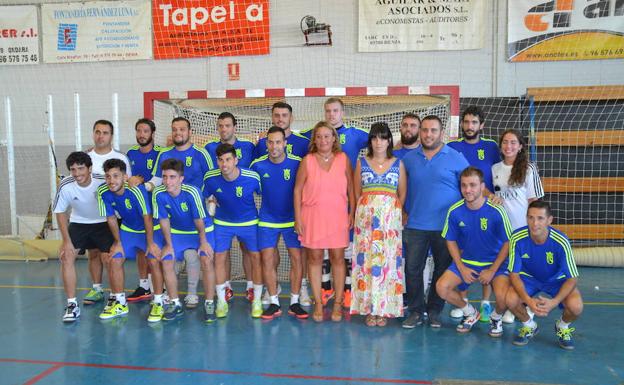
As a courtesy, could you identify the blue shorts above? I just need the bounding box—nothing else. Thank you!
[146,229,165,259]
[257,226,301,250]
[215,224,259,253]
[520,275,567,309]
[157,229,215,262]
[448,261,508,291]
[112,229,147,260]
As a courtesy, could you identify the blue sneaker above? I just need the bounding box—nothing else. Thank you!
[479,302,492,323]
[556,325,575,350]
[513,324,539,346]
[163,304,184,321]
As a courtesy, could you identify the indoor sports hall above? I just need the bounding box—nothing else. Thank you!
[0,1,623,385]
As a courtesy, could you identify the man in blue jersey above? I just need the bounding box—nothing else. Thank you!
[254,102,310,159]
[97,159,162,321]
[125,118,162,303]
[437,167,512,335]
[152,159,217,322]
[250,126,308,320]
[506,200,583,350]
[393,113,420,159]
[150,117,214,309]
[402,115,470,329]
[203,144,263,319]
[447,106,502,322]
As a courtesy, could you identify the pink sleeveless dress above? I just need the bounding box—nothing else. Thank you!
[299,152,350,249]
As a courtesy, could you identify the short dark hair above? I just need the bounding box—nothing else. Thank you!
[161,158,184,175]
[216,143,237,158]
[217,112,237,126]
[93,119,114,135]
[267,125,286,139]
[402,113,421,123]
[461,106,485,125]
[171,117,191,129]
[135,118,156,133]
[367,122,393,159]
[421,115,443,129]
[272,102,292,113]
[103,158,126,174]
[528,200,552,217]
[66,151,92,170]
[460,166,484,183]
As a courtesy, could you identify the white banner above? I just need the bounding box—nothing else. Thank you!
[358,0,485,52]
[0,6,39,66]
[42,0,152,63]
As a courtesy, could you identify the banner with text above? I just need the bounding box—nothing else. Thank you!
[358,0,485,52]
[0,6,39,66]
[42,0,152,63]
[152,0,270,59]
[508,0,624,62]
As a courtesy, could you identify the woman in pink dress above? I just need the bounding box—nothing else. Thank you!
[294,121,355,322]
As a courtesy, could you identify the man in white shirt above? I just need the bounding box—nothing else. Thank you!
[88,119,131,177]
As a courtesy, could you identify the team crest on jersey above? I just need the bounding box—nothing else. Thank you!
[283,169,291,180]
[340,134,346,144]
[286,144,293,154]
[124,198,132,209]
[546,251,554,264]
[180,202,189,212]
[185,156,192,167]
[480,217,488,230]
[236,148,242,159]
[236,186,243,197]
[147,159,154,170]
[477,149,485,160]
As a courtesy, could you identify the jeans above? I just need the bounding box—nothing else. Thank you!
[403,228,452,315]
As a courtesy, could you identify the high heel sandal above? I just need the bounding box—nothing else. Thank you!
[312,303,323,322]
[331,301,343,322]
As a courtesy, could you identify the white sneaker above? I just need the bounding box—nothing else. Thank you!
[184,294,199,309]
[63,302,80,323]
[300,281,311,306]
[502,310,515,324]
[450,307,463,318]
[261,284,282,305]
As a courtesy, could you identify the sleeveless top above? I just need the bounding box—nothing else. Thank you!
[360,157,400,194]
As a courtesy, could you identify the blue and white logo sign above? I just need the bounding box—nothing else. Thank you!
[57,23,77,51]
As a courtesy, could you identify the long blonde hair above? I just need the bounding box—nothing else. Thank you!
[308,121,342,154]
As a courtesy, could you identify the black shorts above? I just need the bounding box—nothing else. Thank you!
[69,222,114,254]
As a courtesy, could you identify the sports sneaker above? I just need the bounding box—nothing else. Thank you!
[127,286,152,302]
[262,285,282,305]
[502,310,516,324]
[225,287,234,303]
[63,302,80,323]
[513,324,539,346]
[450,307,463,318]
[246,288,254,302]
[321,288,334,306]
[401,312,423,329]
[556,325,575,350]
[163,304,184,321]
[479,302,492,323]
[204,301,216,323]
[457,310,480,333]
[83,289,104,305]
[343,289,351,309]
[288,303,309,319]
[216,300,228,318]
[184,294,199,309]
[147,303,164,323]
[429,312,442,328]
[488,317,503,337]
[99,299,129,320]
[300,283,312,307]
[251,299,263,318]
[261,304,282,320]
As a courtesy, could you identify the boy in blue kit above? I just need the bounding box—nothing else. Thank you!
[506,200,583,350]
[250,126,308,320]
[437,166,513,335]
[254,102,310,159]
[97,159,162,321]
[152,159,217,323]
[203,143,263,319]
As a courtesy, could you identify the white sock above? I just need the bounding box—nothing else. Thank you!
[153,294,164,305]
[205,299,214,305]
[490,310,502,320]
[481,300,490,306]
[270,295,279,306]
[301,278,308,287]
[115,292,127,305]
[147,273,153,292]
[557,318,570,329]
[67,297,77,305]
[171,297,181,306]
[184,250,200,296]
[93,283,103,292]
[225,281,232,289]
[253,284,263,301]
[461,303,476,316]
[246,281,254,290]
[216,284,226,303]
[290,293,300,306]
[523,318,537,329]
[139,279,150,290]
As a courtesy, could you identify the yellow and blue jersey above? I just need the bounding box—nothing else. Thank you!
[250,154,301,227]
[205,138,256,168]
[127,145,161,181]
[508,226,579,283]
[152,184,212,233]
[447,137,500,192]
[202,168,261,226]
[254,132,310,159]
[97,184,151,232]
[441,198,512,265]
[152,145,214,190]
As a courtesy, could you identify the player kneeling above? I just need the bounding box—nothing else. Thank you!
[506,200,583,350]
[437,166,513,336]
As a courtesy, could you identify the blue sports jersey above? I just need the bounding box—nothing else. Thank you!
[127,145,161,181]
[508,226,579,283]
[254,132,310,160]
[152,184,212,232]
[441,198,512,265]
[205,138,256,168]
[153,145,213,190]
[393,146,418,160]
[202,168,261,226]
[447,138,500,192]
[302,125,368,167]
[97,184,151,232]
[250,154,301,226]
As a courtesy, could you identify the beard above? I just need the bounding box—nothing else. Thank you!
[137,137,153,147]
[401,133,419,146]
[463,130,479,141]
[173,137,188,146]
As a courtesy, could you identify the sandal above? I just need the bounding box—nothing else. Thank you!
[331,301,343,322]
[365,314,376,327]
[312,304,323,322]
[376,316,387,327]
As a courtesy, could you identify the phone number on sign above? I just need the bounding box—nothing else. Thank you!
[0,54,38,63]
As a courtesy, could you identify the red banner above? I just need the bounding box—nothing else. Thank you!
[152,0,269,59]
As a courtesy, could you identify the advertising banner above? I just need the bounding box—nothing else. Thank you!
[0,6,39,66]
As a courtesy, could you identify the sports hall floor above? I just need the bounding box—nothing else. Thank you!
[0,260,622,385]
